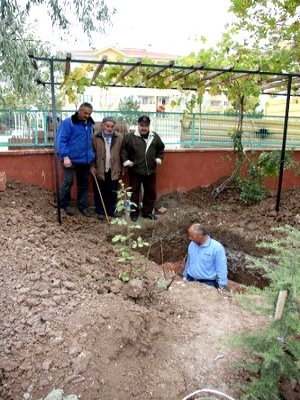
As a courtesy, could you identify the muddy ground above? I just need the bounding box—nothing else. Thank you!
[0,180,299,400]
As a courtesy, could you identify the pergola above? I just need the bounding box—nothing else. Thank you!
[28,53,300,224]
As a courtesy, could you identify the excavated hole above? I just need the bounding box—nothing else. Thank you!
[138,221,269,289]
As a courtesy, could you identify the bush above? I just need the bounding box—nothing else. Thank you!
[238,179,269,205]
[235,226,300,399]
[238,151,296,205]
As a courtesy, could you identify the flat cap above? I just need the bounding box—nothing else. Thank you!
[138,115,150,125]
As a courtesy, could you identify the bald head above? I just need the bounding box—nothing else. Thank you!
[188,224,207,244]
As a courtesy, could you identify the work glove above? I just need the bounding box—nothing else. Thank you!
[123,160,134,167]
[155,158,162,165]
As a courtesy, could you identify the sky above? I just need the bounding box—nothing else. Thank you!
[31,0,234,55]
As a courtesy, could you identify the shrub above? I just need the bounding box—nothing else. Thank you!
[235,226,300,399]
[238,151,296,205]
[111,180,149,278]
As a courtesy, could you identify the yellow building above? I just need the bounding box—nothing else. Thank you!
[264,96,300,117]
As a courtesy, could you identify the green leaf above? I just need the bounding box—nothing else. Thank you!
[112,235,121,242]
[157,278,168,289]
[118,271,130,281]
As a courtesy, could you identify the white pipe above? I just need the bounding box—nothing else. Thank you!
[182,388,236,400]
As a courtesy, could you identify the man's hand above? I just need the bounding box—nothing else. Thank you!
[63,156,72,168]
[90,165,96,176]
[218,285,227,294]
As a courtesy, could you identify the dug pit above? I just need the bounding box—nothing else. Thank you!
[137,214,269,289]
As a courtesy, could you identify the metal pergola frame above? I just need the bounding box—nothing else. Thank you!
[28,53,300,224]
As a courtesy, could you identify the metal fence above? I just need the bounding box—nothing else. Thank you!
[0,109,300,151]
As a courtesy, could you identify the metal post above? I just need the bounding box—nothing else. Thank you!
[50,58,62,224]
[34,115,38,145]
[43,111,48,144]
[275,75,292,212]
[191,113,195,148]
[199,104,202,143]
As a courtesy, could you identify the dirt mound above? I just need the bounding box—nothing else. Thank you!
[0,181,299,399]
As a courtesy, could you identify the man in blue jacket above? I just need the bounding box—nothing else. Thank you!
[57,102,95,217]
[183,224,228,290]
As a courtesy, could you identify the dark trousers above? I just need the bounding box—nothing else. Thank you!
[128,171,156,216]
[60,163,90,211]
[186,274,219,288]
[93,170,118,217]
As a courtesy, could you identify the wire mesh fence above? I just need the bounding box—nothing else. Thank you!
[0,109,299,151]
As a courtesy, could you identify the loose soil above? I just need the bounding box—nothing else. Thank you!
[0,181,299,400]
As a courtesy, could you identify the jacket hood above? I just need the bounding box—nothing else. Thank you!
[71,112,95,125]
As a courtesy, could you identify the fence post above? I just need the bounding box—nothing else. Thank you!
[199,112,202,144]
[274,290,288,320]
[191,113,195,148]
[33,114,38,145]
[43,111,48,144]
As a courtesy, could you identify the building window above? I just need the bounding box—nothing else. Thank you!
[79,94,94,103]
[157,97,169,105]
[137,96,155,105]
[210,101,222,107]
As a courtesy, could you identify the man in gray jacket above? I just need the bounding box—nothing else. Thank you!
[121,115,165,221]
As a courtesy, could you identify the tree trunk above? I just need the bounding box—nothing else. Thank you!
[212,95,245,198]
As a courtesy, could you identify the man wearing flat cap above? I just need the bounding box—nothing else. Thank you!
[91,116,123,221]
[121,115,165,221]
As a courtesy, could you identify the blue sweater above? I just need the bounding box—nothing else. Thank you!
[57,114,95,164]
[183,236,228,287]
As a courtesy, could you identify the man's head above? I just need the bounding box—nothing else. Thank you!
[188,224,207,245]
[102,117,116,136]
[137,115,150,135]
[77,102,93,121]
